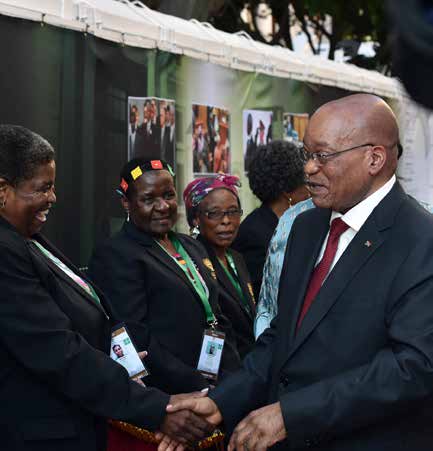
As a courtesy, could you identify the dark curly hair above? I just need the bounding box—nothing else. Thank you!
[248,140,304,204]
[0,125,54,186]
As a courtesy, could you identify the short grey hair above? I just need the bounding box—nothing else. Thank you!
[0,125,55,185]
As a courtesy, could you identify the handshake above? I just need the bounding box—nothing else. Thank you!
[156,391,287,451]
[155,389,222,451]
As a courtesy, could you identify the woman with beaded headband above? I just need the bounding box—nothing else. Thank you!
[88,159,241,450]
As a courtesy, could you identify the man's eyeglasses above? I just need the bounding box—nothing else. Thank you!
[200,208,243,221]
[300,143,374,165]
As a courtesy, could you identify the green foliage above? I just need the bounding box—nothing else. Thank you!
[139,0,391,72]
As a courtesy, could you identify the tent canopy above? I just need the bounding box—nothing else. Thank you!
[0,0,403,99]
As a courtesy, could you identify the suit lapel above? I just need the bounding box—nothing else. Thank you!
[231,251,256,318]
[292,220,384,354]
[214,258,241,302]
[124,222,197,297]
[282,182,406,365]
[146,241,195,291]
[178,235,220,310]
[196,236,254,318]
[282,209,331,345]
[28,238,108,318]
[145,233,215,311]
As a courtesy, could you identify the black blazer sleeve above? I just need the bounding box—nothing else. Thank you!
[0,237,169,431]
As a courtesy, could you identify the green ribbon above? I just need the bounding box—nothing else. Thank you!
[219,251,250,311]
[157,234,217,325]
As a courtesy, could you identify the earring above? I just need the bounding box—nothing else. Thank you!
[190,224,200,238]
[0,199,6,210]
[288,197,292,208]
[126,211,130,222]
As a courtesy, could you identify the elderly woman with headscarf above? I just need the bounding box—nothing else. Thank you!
[183,175,256,359]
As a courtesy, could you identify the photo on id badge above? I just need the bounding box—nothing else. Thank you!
[110,324,149,379]
[197,329,225,380]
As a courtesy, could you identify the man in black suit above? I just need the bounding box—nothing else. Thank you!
[134,100,159,160]
[160,104,174,167]
[166,94,433,450]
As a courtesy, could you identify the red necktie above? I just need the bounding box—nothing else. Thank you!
[297,217,349,329]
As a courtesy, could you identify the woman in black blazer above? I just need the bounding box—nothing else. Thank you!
[0,126,208,451]
[183,175,255,359]
[88,159,240,397]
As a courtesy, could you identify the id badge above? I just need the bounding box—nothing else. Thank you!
[197,329,225,380]
[111,324,149,379]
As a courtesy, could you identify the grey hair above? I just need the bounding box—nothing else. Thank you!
[0,125,55,185]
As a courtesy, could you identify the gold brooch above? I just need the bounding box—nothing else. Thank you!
[203,258,217,279]
[247,282,256,304]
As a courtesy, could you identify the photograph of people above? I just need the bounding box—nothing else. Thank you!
[283,112,309,143]
[112,344,125,359]
[128,104,139,158]
[192,104,230,175]
[243,109,272,173]
[128,97,176,167]
[158,101,175,168]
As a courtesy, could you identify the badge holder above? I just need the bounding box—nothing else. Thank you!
[197,321,226,381]
[111,323,149,380]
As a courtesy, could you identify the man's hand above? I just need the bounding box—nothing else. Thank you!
[165,395,223,427]
[228,402,287,451]
[158,391,214,448]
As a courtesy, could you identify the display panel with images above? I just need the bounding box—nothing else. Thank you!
[128,97,176,168]
[283,113,309,144]
[243,110,273,173]
[192,104,230,175]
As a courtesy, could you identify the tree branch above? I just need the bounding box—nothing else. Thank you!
[309,15,332,40]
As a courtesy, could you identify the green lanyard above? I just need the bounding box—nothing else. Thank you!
[31,240,101,305]
[219,251,250,310]
[157,234,217,326]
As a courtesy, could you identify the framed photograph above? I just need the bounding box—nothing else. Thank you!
[283,112,309,144]
[192,103,230,175]
[243,109,273,173]
[128,96,176,168]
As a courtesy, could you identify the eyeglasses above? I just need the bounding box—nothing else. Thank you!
[201,208,243,221]
[300,143,374,165]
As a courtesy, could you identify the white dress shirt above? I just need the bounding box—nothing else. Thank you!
[315,175,396,279]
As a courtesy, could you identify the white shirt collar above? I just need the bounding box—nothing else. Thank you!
[331,175,396,232]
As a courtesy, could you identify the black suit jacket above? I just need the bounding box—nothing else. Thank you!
[133,122,160,160]
[0,217,169,451]
[232,204,278,299]
[88,222,241,394]
[197,236,255,359]
[211,182,433,450]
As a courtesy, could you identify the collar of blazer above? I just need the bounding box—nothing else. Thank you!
[26,234,110,318]
[277,181,407,369]
[0,217,107,317]
[197,235,255,320]
[123,221,218,306]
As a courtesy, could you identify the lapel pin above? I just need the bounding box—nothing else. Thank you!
[364,240,372,248]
